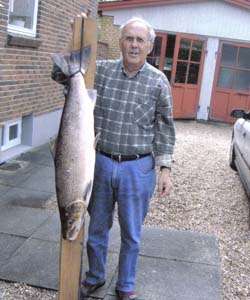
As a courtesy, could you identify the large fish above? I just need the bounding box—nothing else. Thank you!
[51,46,96,241]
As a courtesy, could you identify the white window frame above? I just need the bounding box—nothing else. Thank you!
[7,0,39,38]
[1,119,22,151]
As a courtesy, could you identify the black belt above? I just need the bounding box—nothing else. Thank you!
[98,150,151,162]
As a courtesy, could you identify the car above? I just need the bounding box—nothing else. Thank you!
[229,109,250,198]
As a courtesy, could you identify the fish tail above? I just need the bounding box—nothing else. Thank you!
[51,46,91,78]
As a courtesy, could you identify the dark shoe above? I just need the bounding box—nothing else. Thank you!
[80,280,105,298]
[116,289,140,300]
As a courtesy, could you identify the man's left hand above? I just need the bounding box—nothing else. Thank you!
[158,168,172,197]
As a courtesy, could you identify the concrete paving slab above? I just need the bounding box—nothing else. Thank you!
[0,187,54,208]
[32,212,60,242]
[108,255,221,300]
[0,233,26,263]
[18,145,54,167]
[81,251,119,299]
[0,160,34,187]
[0,238,59,290]
[140,227,220,265]
[105,222,219,266]
[0,184,11,198]
[18,166,55,193]
[0,206,51,237]
[0,236,118,292]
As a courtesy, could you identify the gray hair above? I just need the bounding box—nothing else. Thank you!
[120,17,156,44]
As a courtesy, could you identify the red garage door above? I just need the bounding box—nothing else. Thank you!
[210,42,250,123]
[147,33,205,119]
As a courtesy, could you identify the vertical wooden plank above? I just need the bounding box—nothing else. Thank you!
[57,16,97,300]
[83,18,97,88]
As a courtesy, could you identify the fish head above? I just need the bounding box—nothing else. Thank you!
[60,200,86,241]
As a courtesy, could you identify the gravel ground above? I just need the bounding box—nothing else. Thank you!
[146,121,250,300]
[0,120,249,299]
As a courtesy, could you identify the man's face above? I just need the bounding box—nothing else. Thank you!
[119,21,153,70]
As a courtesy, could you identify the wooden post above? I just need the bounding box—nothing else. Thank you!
[57,16,97,300]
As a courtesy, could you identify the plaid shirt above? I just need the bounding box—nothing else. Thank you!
[94,59,175,168]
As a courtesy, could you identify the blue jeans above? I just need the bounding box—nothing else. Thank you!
[86,152,156,292]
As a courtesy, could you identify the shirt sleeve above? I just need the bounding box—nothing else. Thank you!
[153,75,176,168]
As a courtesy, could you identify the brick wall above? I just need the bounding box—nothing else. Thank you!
[0,0,97,123]
[97,41,108,59]
[97,15,120,60]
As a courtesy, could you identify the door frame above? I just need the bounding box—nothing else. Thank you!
[155,32,168,70]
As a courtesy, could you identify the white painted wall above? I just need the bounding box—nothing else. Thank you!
[197,38,219,120]
[105,0,250,42]
[32,109,62,147]
[0,109,62,163]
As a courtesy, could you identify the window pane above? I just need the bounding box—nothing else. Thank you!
[238,47,250,69]
[221,44,237,67]
[191,41,203,62]
[9,0,35,30]
[187,63,200,84]
[175,62,188,83]
[9,124,18,141]
[178,39,191,60]
[233,70,250,91]
[217,67,234,89]
[163,58,173,81]
[163,35,176,82]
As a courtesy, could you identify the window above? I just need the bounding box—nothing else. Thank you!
[175,39,203,84]
[1,119,22,151]
[217,44,250,92]
[8,0,39,37]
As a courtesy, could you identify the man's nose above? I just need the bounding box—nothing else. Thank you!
[131,38,138,47]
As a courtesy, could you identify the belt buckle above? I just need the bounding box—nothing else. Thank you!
[111,153,122,162]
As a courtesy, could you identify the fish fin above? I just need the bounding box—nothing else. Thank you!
[51,53,70,76]
[51,45,91,77]
[68,46,91,76]
[83,181,93,204]
[94,132,101,148]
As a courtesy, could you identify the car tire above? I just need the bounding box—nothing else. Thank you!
[229,140,237,171]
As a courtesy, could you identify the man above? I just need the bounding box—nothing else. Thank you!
[81,17,175,300]
[52,17,175,300]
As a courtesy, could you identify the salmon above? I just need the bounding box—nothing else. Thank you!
[51,46,96,241]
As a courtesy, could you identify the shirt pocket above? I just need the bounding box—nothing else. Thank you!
[133,98,155,130]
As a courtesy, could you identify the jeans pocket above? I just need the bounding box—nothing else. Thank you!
[137,156,155,175]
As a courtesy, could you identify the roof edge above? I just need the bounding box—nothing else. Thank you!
[98,0,250,11]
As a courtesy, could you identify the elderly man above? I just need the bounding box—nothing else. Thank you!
[80,17,175,300]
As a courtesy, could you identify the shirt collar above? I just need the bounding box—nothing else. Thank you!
[120,60,147,78]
